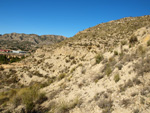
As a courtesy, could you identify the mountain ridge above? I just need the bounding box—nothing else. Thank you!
[0,32,67,51]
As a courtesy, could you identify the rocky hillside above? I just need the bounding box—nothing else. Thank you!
[0,33,67,51]
[1,15,150,113]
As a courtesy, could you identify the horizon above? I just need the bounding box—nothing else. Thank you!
[0,32,67,37]
[0,0,150,37]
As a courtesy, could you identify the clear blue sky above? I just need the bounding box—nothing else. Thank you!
[0,0,150,37]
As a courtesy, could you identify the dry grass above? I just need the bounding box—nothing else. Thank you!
[54,97,81,113]
[0,83,47,112]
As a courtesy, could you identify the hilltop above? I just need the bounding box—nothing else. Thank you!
[1,15,150,113]
[0,33,67,51]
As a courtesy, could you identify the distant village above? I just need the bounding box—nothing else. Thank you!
[0,49,27,53]
[0,49,29,57]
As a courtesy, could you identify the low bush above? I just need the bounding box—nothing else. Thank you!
[117,64,123,70]
[114,74,120,82]
[81,68,86,74]
[129,35,138,44]
[133,109,140,113]
[10,84,47,112]
[105,65,112,77]
[70,67,76,73]
[93,74,104,83]
[132,77,141,85]
[114,51,118,56]
[147,40,150,46]
[33,71,43,77]
[95,54,104,64]
[120,99,131,108]
[98,98,113,112]
[58,73,66,80]
[121,40,127,45]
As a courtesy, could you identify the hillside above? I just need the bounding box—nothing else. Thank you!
[0,33,67,51]
[1,15,150,113]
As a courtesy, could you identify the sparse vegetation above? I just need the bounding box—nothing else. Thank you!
[95,54,104,64]
[133,109,140,113]
[114,51,118,56]
[0,55,25,64]
[105,64,112,77]
[55,98,81,113]
[119,79,134,92]
[81,67,86,74]
[0,83,47,112]
[1,15,150,113]
[117,63,123,70]
[121,40,127,45]
[58,73,67,80]
[40,77,56,88]
[120,99,131,108]
[33,71,43,77]
[134,56,150,76]
[12,84,47,112]
[98,98,113,113]
[93,74,104,83]
[132,77,141,85]
[147,40,150,46]
[129,35,138,44]
[114,74,120,82]
[70,67,76,73]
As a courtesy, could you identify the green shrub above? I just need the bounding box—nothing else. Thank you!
[129,35,138,44]
[40,77,56,88]
[58,73,66,80]
[81,68,86,74]
[65,59,70,63]
[114,74,120,82]
[114,51,118,56]
[121,41,127,45]
[11,84,47,112]
[98,99,113,109]
[137,45,146,56]
[105,65,112,77]
[71,60,76,65]
[33,71,43,77]
[0,55,25,64]
[120,99,131,108]
[70,67,76,73]
[117,64,123,70]
[93,74,104,83]
[95,54,104,64]
[125,79,133,88]
[147,40,150,46]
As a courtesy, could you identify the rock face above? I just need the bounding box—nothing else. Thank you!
[1,15,150,113]
[0,33,67,51]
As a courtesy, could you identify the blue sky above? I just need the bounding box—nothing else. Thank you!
[0,0,150,37]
